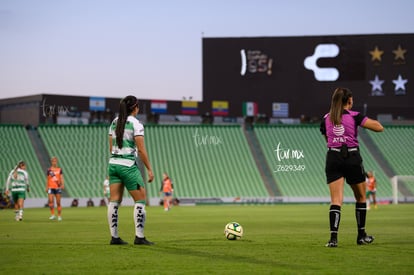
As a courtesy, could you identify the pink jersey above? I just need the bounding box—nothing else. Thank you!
[321,110,368,148]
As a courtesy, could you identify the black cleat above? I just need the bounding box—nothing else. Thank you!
[325,239,338,247]
[134,236,154,245]
[357,234,375,245]
[110,237,128,245]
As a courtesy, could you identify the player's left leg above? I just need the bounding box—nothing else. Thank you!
[130,187,154,245]
[12,192,20,221]
[123,165,154,245]
[17,197,24,221]
[351,182,374,245]
[56,193,62,221]
[48,192,56,219]
[326,177,345,247]
[14,200,19,221]
[372,193,377,209]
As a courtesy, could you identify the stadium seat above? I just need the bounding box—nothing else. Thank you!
[144,125,269,198]
[0,125,45,197]
[254,125,393,198]
[0,123,397,200]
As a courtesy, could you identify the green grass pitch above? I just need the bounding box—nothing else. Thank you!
[1,204,413,274]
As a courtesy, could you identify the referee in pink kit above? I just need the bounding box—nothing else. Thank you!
[320,87,383,247]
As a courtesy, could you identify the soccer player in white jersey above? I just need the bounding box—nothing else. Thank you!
[5,161,30,221]
[107,95,154,245]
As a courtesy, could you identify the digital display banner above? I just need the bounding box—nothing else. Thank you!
[202,34,413,120]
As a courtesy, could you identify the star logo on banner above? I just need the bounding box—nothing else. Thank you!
[369,46,384,62]
[369,75,385,96]
[392,74,408,95]
[392,45,407,60]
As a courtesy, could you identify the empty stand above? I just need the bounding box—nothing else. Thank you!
[145,125,269,198]
[0,123,399,201]
[38,125,110,198]
[254,125,393,198]
[366,126,414,176]
[37,124,269,199]
[0,125,45,198]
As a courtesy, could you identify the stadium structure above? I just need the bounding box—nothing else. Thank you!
[1,33,413,207]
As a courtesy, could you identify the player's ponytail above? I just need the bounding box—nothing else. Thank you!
[329,88,352,125]
[115,96,138,148]
[13,160,25,179]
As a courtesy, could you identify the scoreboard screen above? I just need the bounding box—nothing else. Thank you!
[202,34,413,120]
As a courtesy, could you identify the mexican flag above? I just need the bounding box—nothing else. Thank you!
[242,102,258,116]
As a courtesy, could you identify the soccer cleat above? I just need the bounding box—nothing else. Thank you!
[134,237,155,245]
[110,237,128,245]
[49,215,56,220]
[58,216,62,221]
[325,239,338,247]
[357,234,375,245]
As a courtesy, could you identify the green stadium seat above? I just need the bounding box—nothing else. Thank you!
[254,125,393,198]
[145,125,269,198]
[366,126,414,176]
[0,125,45,198]
[1,123,399,201]
[38,125,109,198]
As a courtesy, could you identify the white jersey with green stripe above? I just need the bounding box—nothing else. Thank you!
[108,115,144,167]
[6,168,29,192]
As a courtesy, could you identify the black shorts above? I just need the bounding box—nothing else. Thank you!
[325,150,365,185]
[48,188,62,195]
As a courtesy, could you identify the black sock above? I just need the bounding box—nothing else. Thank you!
[329,205,341,240]
[355,202,367,237]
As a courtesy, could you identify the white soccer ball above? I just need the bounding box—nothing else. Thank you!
[224,222,243,240]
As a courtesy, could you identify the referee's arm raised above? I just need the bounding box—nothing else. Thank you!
[362,118,384,132]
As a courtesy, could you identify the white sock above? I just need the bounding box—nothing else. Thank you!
[19,209,23,217]
[134,203,146,238]
[107,202,119,238]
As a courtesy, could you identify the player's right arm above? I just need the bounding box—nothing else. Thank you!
[108,135,113,154]
[362,118,384,132]
[135,136,154,183]
[60,173,65,189]
[25,171,30,193]
[45,169,49,193]
[5,171,12,195]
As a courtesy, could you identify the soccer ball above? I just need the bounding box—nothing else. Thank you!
[224,222,243,240]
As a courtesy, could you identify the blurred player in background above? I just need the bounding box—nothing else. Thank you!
[366,171,377,210]
[46,156,64,221]
[5,160,29,221]
[107,95,154,245]
[160,172,174,211]
[320,87,383,247]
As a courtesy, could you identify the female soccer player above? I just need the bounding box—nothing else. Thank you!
[46,156,64,221]
[107,95,154,245]
[5,161,29,221]
[160,172,174,211]
[320,87,383,247]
